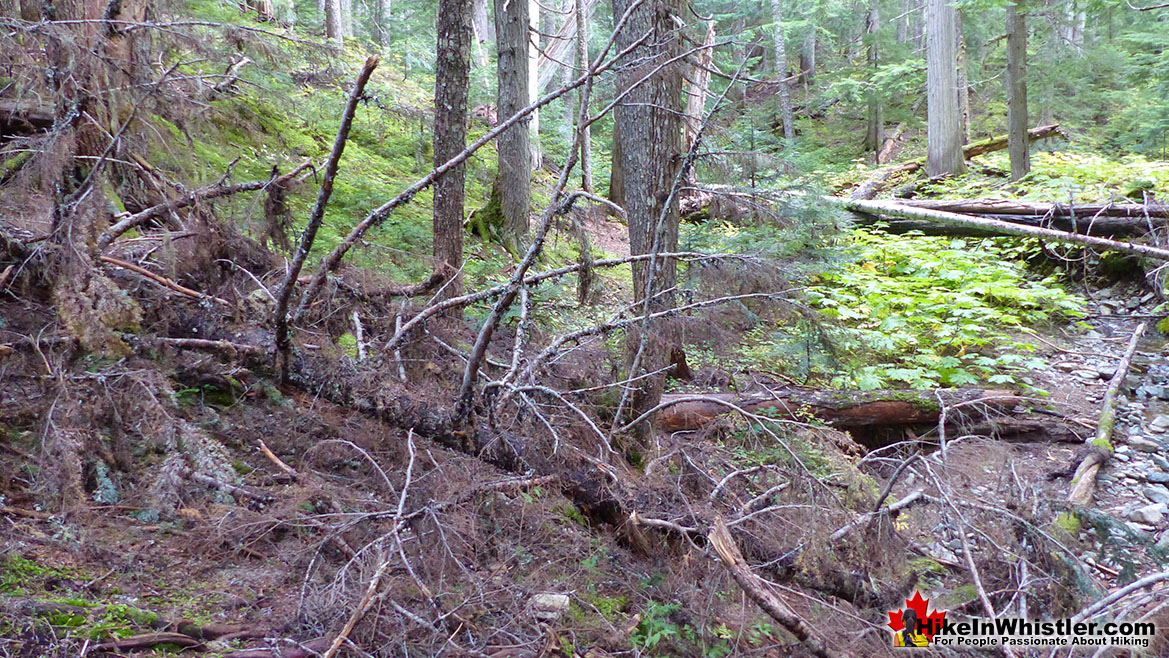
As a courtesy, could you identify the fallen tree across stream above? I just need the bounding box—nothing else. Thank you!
[831,197,1169,261]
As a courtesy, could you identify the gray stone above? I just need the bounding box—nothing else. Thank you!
[530,593,571,620]
[1146,472,1169,485]
[1073,370,1101,380]
[1114,452,1131,462]
[1127,436,1163,453]
[1130,503,1168,525]
[1153,455,1169,471]
[1151,415,1169,430]
[1144,485,1169,505]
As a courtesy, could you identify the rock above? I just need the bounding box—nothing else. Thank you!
[1144,485,1169,505]
[1158,532,1169,550]
[530,593,571,620]
[1153,455,1169,471]
[1127,436,1163,453]
[1146,472,1169,485]
[1097,366,1117,379]
[1114,452,1130,462]
[1151,415,1169,430]
[1072,370,1101,380]
[1129,503,1168,525]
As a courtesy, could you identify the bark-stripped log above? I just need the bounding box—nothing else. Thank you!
[834,198,1169,261]
[654,388,1019,433]
[897,198,1169,220]
[1067,323,1146,507]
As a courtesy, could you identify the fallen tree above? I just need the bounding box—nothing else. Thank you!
[833,197,1169,261]
[896,198,1169,220]
[850,212,1166,238]
[653,388,1021,433]
[1067,322,1147,507]
[849,124,1067,200]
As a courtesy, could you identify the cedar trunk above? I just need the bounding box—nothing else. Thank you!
[495,0,532,254]
[1006,0,1030,180]
[612,0,684,434]
[770,0,794,140]
[926,0,965,176]
[433,0,472,315]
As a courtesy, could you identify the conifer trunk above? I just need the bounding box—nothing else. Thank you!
[925,0,966,176]
[495,0,532,254]
[770,0,794,140]
[1006,0,1030,180]
[433,0,472,316]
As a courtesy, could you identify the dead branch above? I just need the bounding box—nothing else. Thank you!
[1067,322,1147,506]
[828,489,924,541]
[708,518,838,658]
[88,632,202,652]
[100,256,233,307]
[258,439,298,481]
[98,160,312,249]
[274,56,379,383]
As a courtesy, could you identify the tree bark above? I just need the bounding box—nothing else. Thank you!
[575,0,594,193]
[470,0,493,66]
[800,29,815,86]
[1006,0,1030,180]
[955,10,969,144]
[925,0,965,176]
[608,121,624,212]
[864,0,882,157]
[495,0,532,255]
[684,22,715,183]
[433,0,472,316]
[770,0,794,140]
[325,0,343,45]
[528,0,542,170]
[375,0,391,46]
[612,0,684,434]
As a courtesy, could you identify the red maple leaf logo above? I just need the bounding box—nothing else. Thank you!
[888,591,947,641]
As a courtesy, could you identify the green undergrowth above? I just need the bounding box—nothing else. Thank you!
[736,229,1084,389]
[916,151,1169,202]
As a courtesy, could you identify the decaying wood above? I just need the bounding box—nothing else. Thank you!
[100,256,233,307]
[849,124,1065,200]
[1067,322,1146,507]
[709,517,837,658]
[0,99,54,135]
[653,388,1020,433]
[851,213,1167,238]
[90,631,203,651]
[835,198,1169,261]
[897,198,1169,220]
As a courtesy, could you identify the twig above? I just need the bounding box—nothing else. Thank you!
[829,489,924,541]
[258,440,298,481]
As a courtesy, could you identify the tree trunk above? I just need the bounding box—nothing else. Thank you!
[897,0,910,43]
[325,0,344,46]
[800,29,815,86]
[575,0,593,193]
[955,10,969,144]
[470,0,493,66]
[864,0,882,157]
[684,22,715,174]
[608,121,624,212]
[926,0,966,177]
[495,0,531,255]
[897,198,1169,219]
[770,0,794,140]
[433,0,472,316]
[340,0,352,37]
[612,0,684,435]
[375,0,391,46]
[1006,0,1030,180]
[528,0,542,170]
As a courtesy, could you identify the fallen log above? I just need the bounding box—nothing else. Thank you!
[0,100,54,136]
[654,388,1021,433]
[849,124,1066,200]
[897,198,1169,220]
[1067,322,1146,507]
[833,198,1169,261]
[853,213,1166,238]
